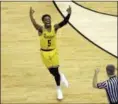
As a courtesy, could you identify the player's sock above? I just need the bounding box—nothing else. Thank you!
[56,86,63,100]
[60,72,69,88]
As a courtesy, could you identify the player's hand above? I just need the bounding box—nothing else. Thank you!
[66,5,71,14]
[30,7,35,15]
[95,69,100,74]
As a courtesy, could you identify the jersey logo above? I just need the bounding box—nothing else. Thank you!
[44,33,54,39]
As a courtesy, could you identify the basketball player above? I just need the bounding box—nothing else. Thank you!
[29,6,71,100]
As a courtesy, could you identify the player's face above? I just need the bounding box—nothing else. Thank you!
[43,16,51,27]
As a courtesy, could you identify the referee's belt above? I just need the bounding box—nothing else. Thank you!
[40,48,55,51]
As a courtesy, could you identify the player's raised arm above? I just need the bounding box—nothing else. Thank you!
[54,6,72,32]
[29,7,42,33]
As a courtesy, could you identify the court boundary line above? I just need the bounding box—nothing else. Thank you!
[53,1,117,58]
[117,1,118,57]
[72,1,117,17]
[2,101,108,104]
[0,1,1,104]
[0,1,118,2]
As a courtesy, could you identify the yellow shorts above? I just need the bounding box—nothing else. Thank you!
[40,49,59,68]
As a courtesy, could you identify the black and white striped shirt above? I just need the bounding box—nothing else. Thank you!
[97,76,118,104]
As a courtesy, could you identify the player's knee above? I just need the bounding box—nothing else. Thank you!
[49,68,55,76]
[48,67,60,77]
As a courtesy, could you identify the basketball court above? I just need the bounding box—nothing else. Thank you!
[1,1,117,103]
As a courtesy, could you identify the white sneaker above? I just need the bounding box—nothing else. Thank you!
[56,86,63,100]
[60,73,69,88]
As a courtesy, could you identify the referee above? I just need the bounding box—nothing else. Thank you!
[93,64,118,104]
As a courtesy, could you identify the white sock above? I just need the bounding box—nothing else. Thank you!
[56,86,61,90]
[56,85,63,100]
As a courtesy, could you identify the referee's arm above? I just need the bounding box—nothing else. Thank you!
[93,69,107,89]
[93,69,99,88]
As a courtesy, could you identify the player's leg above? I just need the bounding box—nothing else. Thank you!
[49,49,61,86]
[48,67,60,86]
[48,67,68,87]
[49,49,65,100]
[48,66,63,100]
[60,72,69,88]
[40,50,61,86]
[51,49,69,88]
[40,50,63,100]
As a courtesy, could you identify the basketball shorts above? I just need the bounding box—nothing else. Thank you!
[40,49,59,68]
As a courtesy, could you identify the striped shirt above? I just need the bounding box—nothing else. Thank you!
[97,76,118,104]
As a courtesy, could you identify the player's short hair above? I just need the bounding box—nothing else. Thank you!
[106,64,115,75]
[42,14,51,21]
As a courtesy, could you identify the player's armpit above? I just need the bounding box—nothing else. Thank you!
[54,24,60,32]
[36,24,43,33]
[38,30,42,36]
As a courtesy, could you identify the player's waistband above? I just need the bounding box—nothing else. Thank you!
[40,48,55,51]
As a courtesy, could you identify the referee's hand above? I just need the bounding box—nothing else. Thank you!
[95,69,100,74]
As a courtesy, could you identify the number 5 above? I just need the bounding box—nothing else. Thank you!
[48,40,51,47]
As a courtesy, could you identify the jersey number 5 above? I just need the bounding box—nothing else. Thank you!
[48,40,51,47]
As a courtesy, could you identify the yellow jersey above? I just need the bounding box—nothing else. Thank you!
[39,26,56,50]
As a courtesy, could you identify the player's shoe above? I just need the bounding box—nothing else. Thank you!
[56,86,63,100]
[60,73,69,88]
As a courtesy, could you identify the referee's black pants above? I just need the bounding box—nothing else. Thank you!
[110,101,118,104]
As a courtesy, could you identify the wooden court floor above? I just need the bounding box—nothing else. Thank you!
[1,2,117,103]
